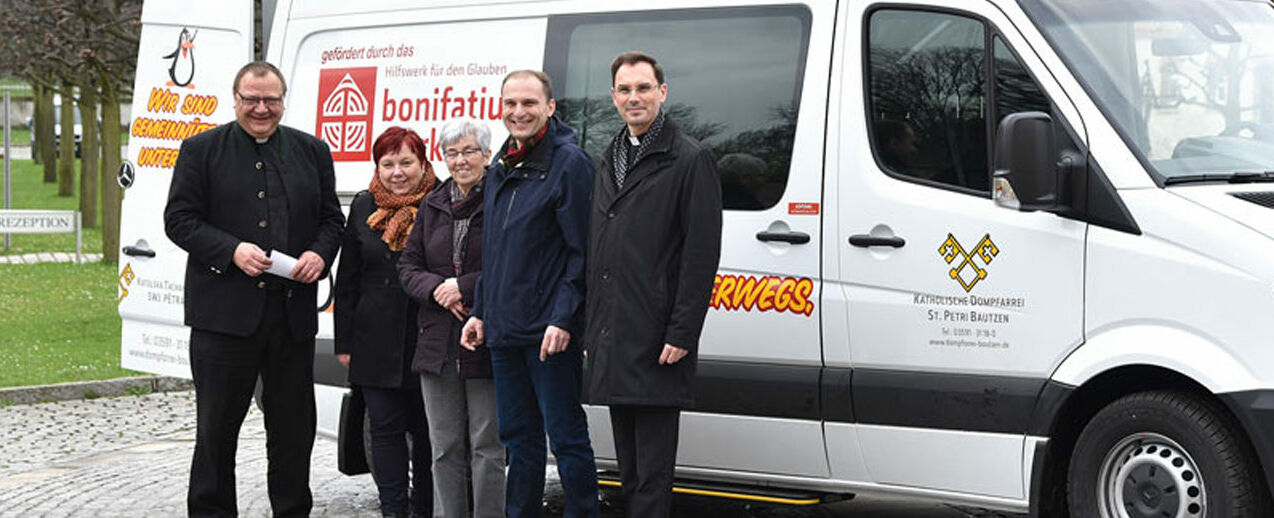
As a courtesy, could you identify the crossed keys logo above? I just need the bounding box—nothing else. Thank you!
[118,263,136,304]
[938,233,999,292]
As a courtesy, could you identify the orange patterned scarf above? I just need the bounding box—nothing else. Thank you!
[366,164,436,251]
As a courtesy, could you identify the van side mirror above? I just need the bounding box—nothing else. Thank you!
[993,111,1070,212]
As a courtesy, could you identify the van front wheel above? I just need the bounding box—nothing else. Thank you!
[1068,390,1267,518]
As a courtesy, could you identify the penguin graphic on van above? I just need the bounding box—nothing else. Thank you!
[163,28,197,89]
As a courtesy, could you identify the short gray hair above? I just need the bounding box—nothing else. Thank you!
[438,119,492,151]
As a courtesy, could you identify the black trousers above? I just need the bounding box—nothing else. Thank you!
[362,384,431,516]
[188,291,316,517]
[609,405,681,518]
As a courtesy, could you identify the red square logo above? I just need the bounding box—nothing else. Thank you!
[316,67,377,162]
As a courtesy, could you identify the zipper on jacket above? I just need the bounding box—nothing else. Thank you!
[503,185,520,230]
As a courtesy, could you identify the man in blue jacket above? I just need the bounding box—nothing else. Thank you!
[461,69,598,518]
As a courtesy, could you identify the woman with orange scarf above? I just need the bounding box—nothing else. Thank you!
[334,126,437,518]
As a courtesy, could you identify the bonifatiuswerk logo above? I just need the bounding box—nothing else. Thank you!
[316,67,377,161]
[938,233,999,292]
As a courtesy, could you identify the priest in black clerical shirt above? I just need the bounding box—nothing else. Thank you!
[164,60,344,518]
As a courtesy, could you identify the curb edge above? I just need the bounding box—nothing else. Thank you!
[0,376,193,406]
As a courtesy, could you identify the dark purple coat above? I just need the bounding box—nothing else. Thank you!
[398,177,490,378]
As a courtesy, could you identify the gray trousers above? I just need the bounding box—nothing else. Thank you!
[420,362,506,518]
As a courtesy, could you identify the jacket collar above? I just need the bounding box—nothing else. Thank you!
[601,117,679,200]
[424,176,487,212]
[232,122,291,162]
[493,116,568,180]
[233,121,284,146]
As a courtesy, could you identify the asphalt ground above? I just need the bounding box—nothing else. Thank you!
[0,388,1028,517]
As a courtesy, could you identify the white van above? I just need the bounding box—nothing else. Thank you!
[118,0,1274,515]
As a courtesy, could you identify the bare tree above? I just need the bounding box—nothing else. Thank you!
[0,1,63,183]
[74,0,142,263]
[0,0,140,261]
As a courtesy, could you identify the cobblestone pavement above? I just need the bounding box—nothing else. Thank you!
[0,391,382,517]
[0,390,1022,517]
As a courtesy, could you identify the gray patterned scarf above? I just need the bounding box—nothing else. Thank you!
[449,180,482,275]
[609,109,666,190]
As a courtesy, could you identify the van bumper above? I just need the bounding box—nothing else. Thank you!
[1219,390,1274,503]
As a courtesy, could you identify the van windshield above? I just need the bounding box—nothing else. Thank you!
[1022,0,1274,180]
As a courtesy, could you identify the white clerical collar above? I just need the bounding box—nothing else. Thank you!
[627,135,640,146]
[255,137,269,144]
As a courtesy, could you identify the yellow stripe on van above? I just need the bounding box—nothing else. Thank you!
[597,479,822,506]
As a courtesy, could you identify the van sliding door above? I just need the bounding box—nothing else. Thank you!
[545,3,834,478]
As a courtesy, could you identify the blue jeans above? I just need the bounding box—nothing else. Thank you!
[491,344,598,518]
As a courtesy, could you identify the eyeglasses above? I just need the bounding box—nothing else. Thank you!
[444,148,484,160]
[236,93,284,109]
[613,83,658,97]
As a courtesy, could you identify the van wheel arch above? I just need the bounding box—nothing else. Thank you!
[1067,390,1268,517]
[1032,366,1270,516]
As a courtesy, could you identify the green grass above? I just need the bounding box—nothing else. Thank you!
[1,159,104,256]
[125,385,152,396]
[3,127,30,146]
[16,131,130,148]
[0,261,137,388]
[0,78,33,99]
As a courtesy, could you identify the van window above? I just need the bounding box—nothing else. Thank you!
[1022,0,1274,180]
[868,10,987,192]
[867,10,1058,195]
[992,37,1054,166]
[545,6,811,210]
[993,37,1051,132]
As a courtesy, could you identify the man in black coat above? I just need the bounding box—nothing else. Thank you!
[584,51,723,517]
[164,61,344,517]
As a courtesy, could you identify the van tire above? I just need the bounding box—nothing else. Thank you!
[1067,390,1267,518]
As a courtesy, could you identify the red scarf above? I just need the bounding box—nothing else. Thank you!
[503,122,549,166]
[366,163,436,251]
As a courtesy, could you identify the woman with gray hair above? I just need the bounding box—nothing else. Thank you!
[398,119,504,517]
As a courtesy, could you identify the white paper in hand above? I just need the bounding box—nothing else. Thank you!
[265,250,298,280]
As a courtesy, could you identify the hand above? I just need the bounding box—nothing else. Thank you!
[291,251,326,283]
[336,353,350,367]
[461,317,484,351]
[446,301,469,321]
[233,242,272,277]
[539,325,570,362]
[659,344,689,365]
[433,278,462,308]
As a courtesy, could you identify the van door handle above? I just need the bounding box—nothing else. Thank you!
[122,245,156,257]
[756,230,810,244]
[849,235,905,248]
